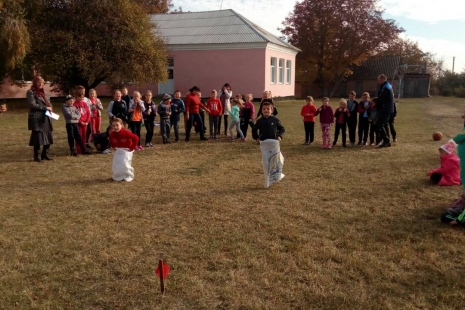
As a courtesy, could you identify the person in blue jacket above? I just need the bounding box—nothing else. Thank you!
[376,74,394,148]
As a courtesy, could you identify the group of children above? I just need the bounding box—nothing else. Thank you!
[300,91,397,149]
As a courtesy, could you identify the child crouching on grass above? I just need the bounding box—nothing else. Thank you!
[427,140,461,186]
[314,97,334,149]
[109,118,139,182]
[93,125,112,154]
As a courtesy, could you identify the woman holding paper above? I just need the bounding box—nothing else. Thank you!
[27,76,54,162]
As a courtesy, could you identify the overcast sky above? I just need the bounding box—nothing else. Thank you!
[173,0,465,73]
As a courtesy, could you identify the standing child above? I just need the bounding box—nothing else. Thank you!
[73,88,91,154]
[170,90,185,142]
[314,97,334,149]
[218,83,232,136]
[107,90,128,124]
[121,87,132,127]
[347,91,358,146]
[61,95,89,156]
[453,127,465,197]
[228,99,245,141]
[427,140,461,186]
[358,92,371,146]
[369,97,381,146]
[252,102,285,142]
[300,96,317,145]
[128,91,146,150]
[333,99,350,147]
[109,118,139,182]
[89,88,103,136]
[256,91,278,120]
[240,94,255,139]
[206,90,222,140]
[142,90,157,147]
[158,94,172,144]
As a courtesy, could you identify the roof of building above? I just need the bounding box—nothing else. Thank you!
[348,56,401,80]
[150,9,300,51]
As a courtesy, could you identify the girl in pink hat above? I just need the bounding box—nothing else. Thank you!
[428,140,461,186]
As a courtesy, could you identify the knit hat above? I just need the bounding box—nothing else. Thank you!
[65,94,73,101]
[162,94,171,101]
[439,139,457,154]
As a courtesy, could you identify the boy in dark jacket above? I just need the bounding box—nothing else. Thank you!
[369,98,381,146]
[61,95,89,156]
[170,90,185,142]
[252,102,285,141]
[93,125,112,154]
[347,91,358,146]
[158,94,172,144]
[333,99,350,147]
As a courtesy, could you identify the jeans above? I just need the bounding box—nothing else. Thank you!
[144,119,155,144]
[160,118,171,142]
[333,122,347,146]
[186,113,205,141]
[130,121,142,146]
[369,122,380,144]
[347,117,357,144]
[376,113,391,144]
[358,117,369,143]
[209,115,220,137]
[171,118,180,141]
[66,123,86,151]
[229,119,244,139]
[304,121,314,143]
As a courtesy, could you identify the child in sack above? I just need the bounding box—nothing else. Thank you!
[427,140,461,186]
[109,118,139,182]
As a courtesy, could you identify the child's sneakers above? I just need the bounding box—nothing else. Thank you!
[241,138,246,142]
[149,143,154,147]
[135,145,144,151]
[145,143,150,147]
[102,149,111,154]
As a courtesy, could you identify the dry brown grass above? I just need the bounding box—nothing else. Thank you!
[1,97,465,309]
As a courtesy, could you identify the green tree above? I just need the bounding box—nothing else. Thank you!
[0,0,30,81]
[134,0,173,13]
[25,0,168,94]
[280,0,403,96]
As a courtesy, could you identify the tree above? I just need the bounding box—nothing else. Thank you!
[134,0,172,13]
[0,0,30,81]
[280,0,403,96]
[20,0,167,94]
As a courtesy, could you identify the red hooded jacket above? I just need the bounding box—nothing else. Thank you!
[109,128,139,151]
[74,99,91,124]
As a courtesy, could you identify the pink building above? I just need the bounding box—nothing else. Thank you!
[0,9,299,99]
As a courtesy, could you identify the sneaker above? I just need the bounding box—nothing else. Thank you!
[102,149,111,154]
[145,143,150,147]
[303,142,309,145]
[241,138,246,142]
[200,137,208,141]
[363,142,368,146]
[393,138,397,142]
[139,145,144,150]
[149,143,154,147]
[370,143,375,147]
[357,141,362,146]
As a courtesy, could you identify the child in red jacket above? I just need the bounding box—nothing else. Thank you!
[301,96,317,145]
[428,140,461,186]
[109,118,139,182]
[333,99,350,147]
[206,90,222,140]
[73,88,91,154]
[314,97,334,149]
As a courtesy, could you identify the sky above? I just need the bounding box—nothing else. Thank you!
[173,0,465,73]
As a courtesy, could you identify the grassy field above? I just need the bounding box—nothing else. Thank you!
[1,96,465,309]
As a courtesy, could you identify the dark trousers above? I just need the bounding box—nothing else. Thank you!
[160,118,171,142]
[347,118,357,144]
[333,122,347,146]
[376,113,391,144]
[358,117,369,143]
[304,121,314,143]
[369,123,381,144]
[209,115,220,137]
[66,123,86,151]
[170,118,180,141]
[388,114,396,139]
[218,114,229,135]
[195,111,206,133]
[130,121,142,146]
[144,119,155,144]
[186,114,205,141]
[430,172,443,185]
[86,123,92,143]
[239,119,254,138]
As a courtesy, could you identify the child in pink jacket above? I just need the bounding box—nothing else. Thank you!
[428,140,461,186]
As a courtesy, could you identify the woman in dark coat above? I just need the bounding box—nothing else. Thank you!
[27,76,54,162]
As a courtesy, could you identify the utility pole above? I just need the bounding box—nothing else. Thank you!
[220,0,223,10]
[452,56,455,73]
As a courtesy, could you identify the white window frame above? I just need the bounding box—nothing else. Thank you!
[279,59,285,84]
[286,60,291,84]
[270,57,277,84]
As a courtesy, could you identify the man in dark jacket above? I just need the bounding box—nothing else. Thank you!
[376,74,394,148]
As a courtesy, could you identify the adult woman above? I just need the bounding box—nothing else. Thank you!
[27,76,54,162]
[184,86,210,141]
[218,83,232,136]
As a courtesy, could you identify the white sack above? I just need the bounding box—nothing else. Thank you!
[260,139,285,188]
[112,148,134,182]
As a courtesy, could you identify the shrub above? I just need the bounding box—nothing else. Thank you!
[454,86,465,98]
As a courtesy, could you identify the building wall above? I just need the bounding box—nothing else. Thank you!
[168,48,266,98]
[0,78,61,99]
[264,48,296,97]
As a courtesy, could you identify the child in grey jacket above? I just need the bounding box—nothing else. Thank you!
[157,94,172,144]
[62,95,89,156]
[369,97,381,146]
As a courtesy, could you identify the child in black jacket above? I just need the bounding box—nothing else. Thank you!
[252,102,285,141]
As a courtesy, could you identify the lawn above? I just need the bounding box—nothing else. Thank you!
[1,96,465,309]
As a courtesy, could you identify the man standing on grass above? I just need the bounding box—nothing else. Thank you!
[376,74,394,148]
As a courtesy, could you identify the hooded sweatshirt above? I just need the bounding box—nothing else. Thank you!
[428,153,461,186]
[74,99,91,124]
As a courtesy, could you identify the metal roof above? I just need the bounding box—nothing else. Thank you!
[348,56,401,80]
[151,9,300,51]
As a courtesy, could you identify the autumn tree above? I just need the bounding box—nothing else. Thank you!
[280,0,403,96]
[0,0,30,81]
[11,0,167,94]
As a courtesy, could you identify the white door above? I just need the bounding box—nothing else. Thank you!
[158,67,174,95]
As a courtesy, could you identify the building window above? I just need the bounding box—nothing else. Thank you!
[14,67,34,82]
[270,57,277,84]
[167,69,174,79]
[167,58,174,67]
[279,59,285,84]
[286,60,291,84]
